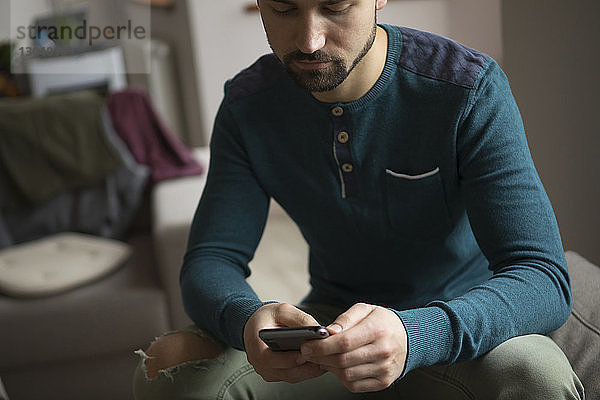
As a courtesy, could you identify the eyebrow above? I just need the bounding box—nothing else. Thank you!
[266,0,349,5]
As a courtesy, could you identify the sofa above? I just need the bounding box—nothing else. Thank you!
[0,89,205,400]
[0,231,170,400]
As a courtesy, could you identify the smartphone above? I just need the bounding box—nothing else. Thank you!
[259,326,330,351]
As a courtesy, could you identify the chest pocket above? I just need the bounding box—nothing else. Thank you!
[385,167,451,241]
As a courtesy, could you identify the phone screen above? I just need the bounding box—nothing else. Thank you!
[259,326,330,351]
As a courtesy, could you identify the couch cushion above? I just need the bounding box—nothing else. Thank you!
[0,234,170,369]
[0,233,131,297]
[550,251,600,398]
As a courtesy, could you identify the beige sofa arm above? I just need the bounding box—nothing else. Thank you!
[151,147,209,329]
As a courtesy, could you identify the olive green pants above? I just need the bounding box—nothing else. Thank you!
[133,304,584,400]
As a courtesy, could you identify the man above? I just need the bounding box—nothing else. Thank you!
[134,0,584,398]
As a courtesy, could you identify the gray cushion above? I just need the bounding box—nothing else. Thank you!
[550,251,600,399]
[0,234,169,369]
[0,233,131,298]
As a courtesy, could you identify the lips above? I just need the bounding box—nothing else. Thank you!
[294,60,333,70]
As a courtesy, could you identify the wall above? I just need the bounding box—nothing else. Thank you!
[502,0,600,264]
[186,0,271,145]
[187,0,503,145]
[379,0,503,63]
[0,1,9,40]
[124,0,205,146]
[0,0,54,42]
[145,0,204,146]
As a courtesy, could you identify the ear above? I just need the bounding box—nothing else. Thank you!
[375,0,387,11]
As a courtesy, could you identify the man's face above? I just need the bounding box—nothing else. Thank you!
[258,0,386,93]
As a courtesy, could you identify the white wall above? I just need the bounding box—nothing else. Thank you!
[373,0,503,62]
[187,0,503,144]
[502,1,600,265]
[1,0,54,42]
[186,0,270,144]
[0,1,9,40]
[143,0,204,147]
[446,0,503,63]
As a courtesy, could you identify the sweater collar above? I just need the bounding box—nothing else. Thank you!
[303,24,401,113]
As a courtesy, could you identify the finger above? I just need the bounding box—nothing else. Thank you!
[344,378,391,393]
[261,361,326,384]
[324,364,394,393]
[277,362,327,383]
[303,311,375,357]
[301,303,375,357]
[308,343,379,369]
[327,303,375,333]
[271,303,320,327]
[324,362,381,382]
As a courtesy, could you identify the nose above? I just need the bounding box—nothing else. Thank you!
[295,15,326,54]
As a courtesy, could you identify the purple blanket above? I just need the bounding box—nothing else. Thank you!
[107,88,203,183]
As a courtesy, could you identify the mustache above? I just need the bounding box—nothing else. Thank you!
[283,50,334,63]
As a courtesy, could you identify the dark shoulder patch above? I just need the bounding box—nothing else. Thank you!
[398,27,490,89]
[226,54,287,103]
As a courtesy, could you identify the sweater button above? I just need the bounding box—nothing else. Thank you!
[331,106,344,117]
[337,131,349,144]
[341,163,354,173]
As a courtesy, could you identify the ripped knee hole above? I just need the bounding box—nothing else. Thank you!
[143,332,222,379]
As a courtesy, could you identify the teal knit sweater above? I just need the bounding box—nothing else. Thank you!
[181,24,571,376]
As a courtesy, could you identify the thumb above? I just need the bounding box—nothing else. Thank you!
[328,303,374,334]
[272,303,319,327]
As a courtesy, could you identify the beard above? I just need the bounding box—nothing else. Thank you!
[279,22,378,93]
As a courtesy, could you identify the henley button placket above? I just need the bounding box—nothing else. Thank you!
[330,106,357,198]
[337,131,349,144]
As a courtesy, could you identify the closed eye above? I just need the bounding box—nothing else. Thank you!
[271,5,295,15]
[324,3,351,14]
[266,0,296,15]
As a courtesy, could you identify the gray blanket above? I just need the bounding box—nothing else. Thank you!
[0,105,149,248]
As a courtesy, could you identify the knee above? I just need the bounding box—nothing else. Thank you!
[143,331,223,379]
[481,335,584,399]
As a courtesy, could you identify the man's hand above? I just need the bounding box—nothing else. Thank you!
[299,303,408,393]
[243,303,327,383]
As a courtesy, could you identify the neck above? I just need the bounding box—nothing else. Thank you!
[312,25,388,104]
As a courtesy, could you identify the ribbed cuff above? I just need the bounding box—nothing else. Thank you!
[393,306,454,376]
[223,298,278,350]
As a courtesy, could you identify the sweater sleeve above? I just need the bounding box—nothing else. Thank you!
[180,93,272,350]
[395,61,572,375]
